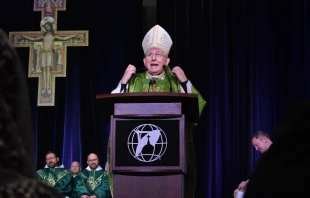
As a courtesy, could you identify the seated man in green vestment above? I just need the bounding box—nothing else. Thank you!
[73,153,112,198]
[70,161,82,198]
[110,24,207,198]
[36,151,73,197]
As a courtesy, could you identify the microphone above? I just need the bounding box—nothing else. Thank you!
[135,67,148,74]
[148,78,155,92]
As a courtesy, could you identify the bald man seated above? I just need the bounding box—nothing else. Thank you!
[72,153,111,198]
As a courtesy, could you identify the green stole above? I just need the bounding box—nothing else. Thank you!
[127,66,206,117]
[128,70,180,93]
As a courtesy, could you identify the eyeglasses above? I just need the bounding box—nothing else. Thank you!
[87,159,98,162]
[145,52,167,59]
[46,156,56,161]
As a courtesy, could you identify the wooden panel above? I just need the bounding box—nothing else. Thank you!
[114,103,181,115]
[96,92,199,123]
[113,174,184,198]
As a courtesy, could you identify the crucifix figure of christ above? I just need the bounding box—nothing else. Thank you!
[22,17,77,96]
[9,0,89,106]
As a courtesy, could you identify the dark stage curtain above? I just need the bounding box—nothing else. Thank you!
[157,0,310,197]
[1,0,310,198]
[0,0,143,169]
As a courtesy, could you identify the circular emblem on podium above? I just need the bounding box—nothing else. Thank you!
[127,124,167,162]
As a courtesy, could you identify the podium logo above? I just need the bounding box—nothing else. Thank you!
[127,124,167,162]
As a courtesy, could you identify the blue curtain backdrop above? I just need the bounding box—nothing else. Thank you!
[1,0,310,197]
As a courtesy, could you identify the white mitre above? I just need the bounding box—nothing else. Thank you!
[142,25,173,55]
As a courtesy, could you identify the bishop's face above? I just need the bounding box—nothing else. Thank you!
[143,48,170,75]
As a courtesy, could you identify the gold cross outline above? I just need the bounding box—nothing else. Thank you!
[9,0,89,106]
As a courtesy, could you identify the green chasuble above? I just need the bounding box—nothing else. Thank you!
[128,67,206,115]
[73,168,112,198]
[109,66,207,198]
[36,168,73,197]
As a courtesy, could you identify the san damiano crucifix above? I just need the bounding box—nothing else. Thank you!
[9,0,89,106]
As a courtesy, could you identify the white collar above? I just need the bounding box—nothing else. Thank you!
[86,165,103,171]
[147,71,165,79]
[44,164,65,168]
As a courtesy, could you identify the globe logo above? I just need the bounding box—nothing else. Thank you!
[127,124,167,162]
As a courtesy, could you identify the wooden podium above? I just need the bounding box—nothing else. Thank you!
[96,93,199,198]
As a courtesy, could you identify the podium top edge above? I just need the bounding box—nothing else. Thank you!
[95,92,199,123]
[96,92,198,99]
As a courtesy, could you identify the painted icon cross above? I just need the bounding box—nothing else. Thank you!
[9,0,89,106]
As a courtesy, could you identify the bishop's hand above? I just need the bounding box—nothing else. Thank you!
[171,66,187,82]
[121,64,136,84]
